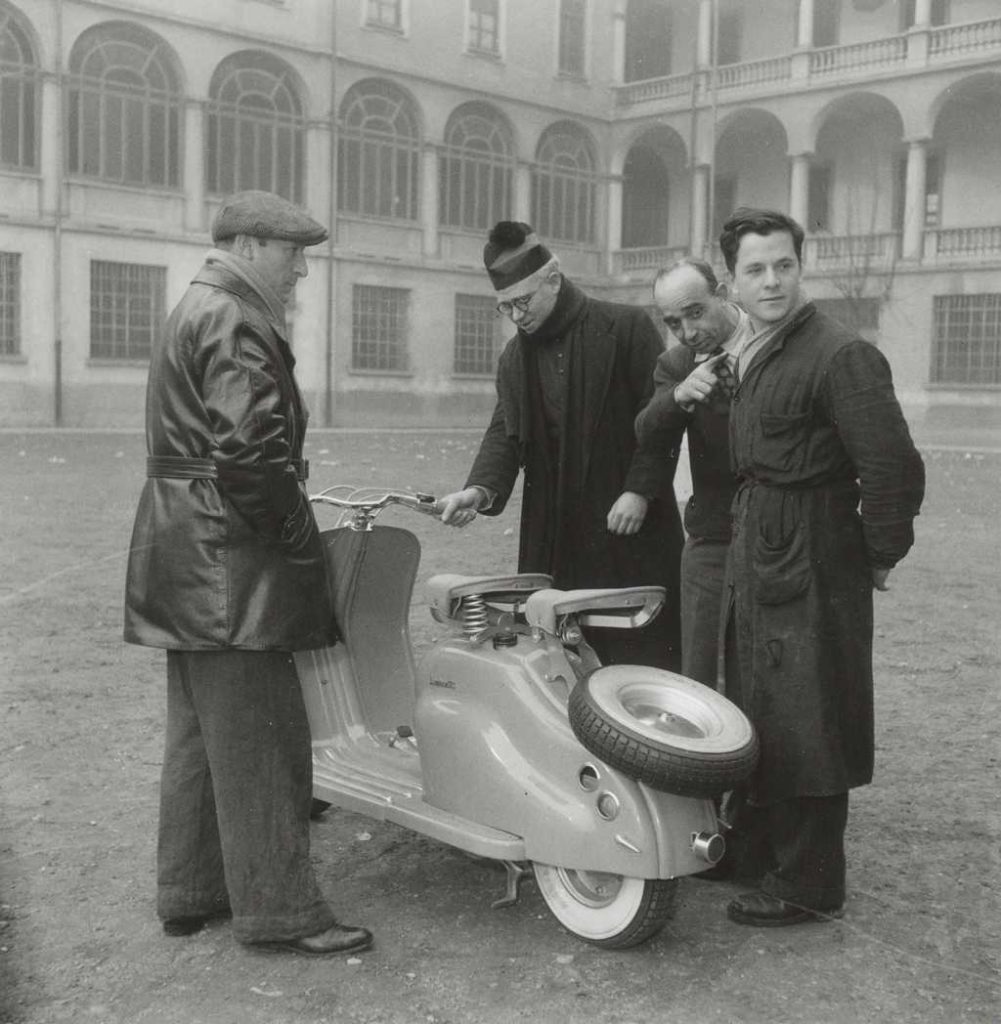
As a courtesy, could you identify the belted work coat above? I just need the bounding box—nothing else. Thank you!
[726,305,925,804]
[123,259,338,652]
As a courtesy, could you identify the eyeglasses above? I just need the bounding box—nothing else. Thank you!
[495,291,536,318]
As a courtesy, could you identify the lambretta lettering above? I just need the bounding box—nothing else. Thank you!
[430,678,457,689]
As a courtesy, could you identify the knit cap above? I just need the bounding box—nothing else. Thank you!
[483,222,553,290]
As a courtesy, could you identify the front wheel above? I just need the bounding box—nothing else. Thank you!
[533,863,677,948]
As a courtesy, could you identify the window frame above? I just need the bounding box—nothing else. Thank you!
[0,251,21,356]
[364,0,407,34]
[0,7,39,171]
[931,293,1001,386]
[467,0,503,59]
[89,259,166,362]
[453,293,502,377]
[439,103,515,232]
[531,122,598,246]
[351,283,410,374]
[205,52,306,203]
[337,79,421,222]
[557,0,587,79]
[66,24,182,189]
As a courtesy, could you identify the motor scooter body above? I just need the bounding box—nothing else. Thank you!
[296,522,719,882]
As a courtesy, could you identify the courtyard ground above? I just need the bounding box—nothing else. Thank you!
[0,422,999,1024]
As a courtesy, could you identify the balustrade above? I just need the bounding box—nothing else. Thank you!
[929,17,1001,57]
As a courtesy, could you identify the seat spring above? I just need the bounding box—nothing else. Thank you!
[461,593,488,639]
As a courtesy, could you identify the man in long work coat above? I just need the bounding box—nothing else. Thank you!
[440,221,683,670]
[718,208,925,926]
[124,191,372,956]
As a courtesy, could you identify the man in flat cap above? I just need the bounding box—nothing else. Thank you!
[124,190,372,956]
[440,221,684,669]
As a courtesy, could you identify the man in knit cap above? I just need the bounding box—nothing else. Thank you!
[124,190,372,956]
[440,221,684,670]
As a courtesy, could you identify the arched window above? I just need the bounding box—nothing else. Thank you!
[439,103,513,231]
[206,52,305,202]
[338,79,420,221]
[0,4,37,169]
[67,22,181,187]
[531,122,597,244]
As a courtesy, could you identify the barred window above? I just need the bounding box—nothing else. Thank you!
[558,0,586,77]
[366,0,402,30]
[454,294,500,375]
[0,5,37,169]
[90,261,165,361]
[352,285,409,372]
[932,293,1001,385]
[0,251,20,355]
[531,121,596,245]
[440,103,514,231]
[469,0,500,54]
[66,24,181,187]
[206,52,305,202]
[338,79,420,221]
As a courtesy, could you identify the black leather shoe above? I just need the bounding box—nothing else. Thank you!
[254,923,374,957]
[727,890,842,927]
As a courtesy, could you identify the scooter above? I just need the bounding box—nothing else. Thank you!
[295,486,757,948]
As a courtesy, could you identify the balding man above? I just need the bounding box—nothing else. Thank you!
[635,258,752,689]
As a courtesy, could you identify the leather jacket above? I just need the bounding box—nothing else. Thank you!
[123,258,338,651]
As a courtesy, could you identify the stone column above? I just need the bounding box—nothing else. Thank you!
[39,74,61,219]
[606,174,623,275]
[797,0,815,47]
[183,100,205,233]
[612,1,627,84]
[789,153,811,230]
[304,120,331,228]
[697,0,713,68]
[691,164,709,258]
[421,145,440,257]
[514,162,532,222]
[902,139,928,261]
[913,0,933,26]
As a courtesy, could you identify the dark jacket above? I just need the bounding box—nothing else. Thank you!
[727,305,925,804]
[466,279,683,596]
[635,344,735,543]
[123,258,338,652]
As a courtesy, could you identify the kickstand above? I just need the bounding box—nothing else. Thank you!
[491,860,532,909]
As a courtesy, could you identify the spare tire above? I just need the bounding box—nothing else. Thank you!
[568,666,758,797]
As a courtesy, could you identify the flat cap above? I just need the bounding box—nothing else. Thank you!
[211,190,328,246]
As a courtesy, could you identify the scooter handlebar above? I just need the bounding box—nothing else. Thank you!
[309,486,443,521]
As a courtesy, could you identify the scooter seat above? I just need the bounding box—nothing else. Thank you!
[524,586,666,634]
[427,573,553,621]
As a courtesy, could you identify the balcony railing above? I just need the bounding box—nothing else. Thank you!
[614,71,694,106]
[614,246,691,275]
[810,35,907,76]
[615,18,1001,110]
[929,17,1001,57]
[924,225,1001,261]
[804,232,900,271]
[716,54,793,91]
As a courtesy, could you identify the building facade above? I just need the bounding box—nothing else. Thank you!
[1,0,999,427]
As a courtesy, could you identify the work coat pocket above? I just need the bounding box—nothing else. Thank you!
[756,411,810,474]
[752,525,811,605]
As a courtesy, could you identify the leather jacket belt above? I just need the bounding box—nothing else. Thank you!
[147,455,309,481]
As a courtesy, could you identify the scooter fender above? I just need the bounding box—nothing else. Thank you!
[416,637,718,879]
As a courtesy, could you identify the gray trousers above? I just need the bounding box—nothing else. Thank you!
[157,649,336,943]
[680,537,728,687]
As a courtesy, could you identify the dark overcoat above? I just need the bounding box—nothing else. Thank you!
[726,305,925,804]
[123,259,337,652]
[466,280,683,621]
